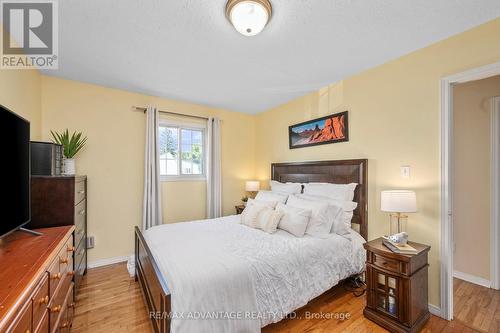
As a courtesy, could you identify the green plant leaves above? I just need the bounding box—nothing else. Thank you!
[50,129,87,158]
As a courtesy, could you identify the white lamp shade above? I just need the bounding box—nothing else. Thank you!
[381,190,417,213]
[229,1,270,36]
[245,181,260,192]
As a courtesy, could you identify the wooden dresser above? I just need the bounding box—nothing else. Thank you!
[364,238,431,333]
[28,176,87,292]
[0,226,75,333]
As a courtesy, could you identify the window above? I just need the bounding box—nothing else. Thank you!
[159,122,205,180]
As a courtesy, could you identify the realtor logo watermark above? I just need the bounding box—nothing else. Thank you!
[1,0,58,69]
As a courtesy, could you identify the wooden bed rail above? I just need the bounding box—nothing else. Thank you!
[134,226,171,333]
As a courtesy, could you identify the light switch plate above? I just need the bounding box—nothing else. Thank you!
[400,166,411,179]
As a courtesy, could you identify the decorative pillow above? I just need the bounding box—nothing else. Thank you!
[255,190,288,204]
[303,183,358,201]
[240,204,266,228]
[275,203,311,237]
[246,198,279,209]
[254,208,284,234]
[270,180,302,194]
[295,193,355,236]
[286,195,333,237]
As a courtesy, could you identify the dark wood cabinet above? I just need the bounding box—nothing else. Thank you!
[364,238,431,333]
[28,175,87,293]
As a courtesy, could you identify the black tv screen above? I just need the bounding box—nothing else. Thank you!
[0,105,30,238]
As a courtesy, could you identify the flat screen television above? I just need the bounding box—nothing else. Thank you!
[0,105,30,238]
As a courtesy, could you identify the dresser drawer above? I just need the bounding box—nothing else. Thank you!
[48,257,62,297]
[34,312,48,333]
[74,199,86,233]
[6,301,31,333]
[58,235,74,274]
[60,283,75,332]
[74,180,86,205]
[32,273,50,330]
[74,241,86,271]
[373,253,401,274]
[48,275,71,333]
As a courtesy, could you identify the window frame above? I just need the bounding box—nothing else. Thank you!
[158,119,207,182]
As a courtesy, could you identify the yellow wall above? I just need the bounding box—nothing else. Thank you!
[255,18,500,307]
[0,68,41,140]
[453,75,500,280]
[0,25,42,139]
[40,76,255,263]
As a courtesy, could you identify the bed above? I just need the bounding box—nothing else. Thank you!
[134,159,368,333]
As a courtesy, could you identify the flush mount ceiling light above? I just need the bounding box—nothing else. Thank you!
[226,0,272,37]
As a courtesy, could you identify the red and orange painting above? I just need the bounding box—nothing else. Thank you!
[289,111,349,149]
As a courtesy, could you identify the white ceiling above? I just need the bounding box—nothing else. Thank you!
[44,0,500,114]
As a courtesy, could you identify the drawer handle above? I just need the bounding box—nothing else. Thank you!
[67,245,75,252]
[78,190,85,194]
[51,272,62,280]
[50,305,62,313]
[25,330,30,333]
[38,295,49,305]
[60,257,69,264]
[79,210,86,215]
[68,302,76,308]
[67,270,75,277]
[60,321,69,328]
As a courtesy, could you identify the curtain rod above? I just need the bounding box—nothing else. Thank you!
[132,106,209,121]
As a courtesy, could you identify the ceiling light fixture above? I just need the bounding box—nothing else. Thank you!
[226,0,272,37]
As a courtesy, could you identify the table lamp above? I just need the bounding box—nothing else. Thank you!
[245,181,260,198]
[381,190,417,235]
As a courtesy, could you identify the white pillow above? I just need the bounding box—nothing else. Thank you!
[246,198,278,209]
[276,203,311,237]
[255,208,284,234]
[295,193,355,236]
[286,195,333,237]
[270,180,302,194]
[240,204,266,228]
[255,190,288,204]
[296,194,357,211]
[303,183,357,201]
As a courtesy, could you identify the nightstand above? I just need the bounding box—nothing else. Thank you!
[363,238,431,333]
[235,205,245,215]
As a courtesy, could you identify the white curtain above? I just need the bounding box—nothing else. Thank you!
[207,117,222,218]
[142,106,163,230]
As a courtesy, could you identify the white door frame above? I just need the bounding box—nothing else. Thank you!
[491,97,500,291]
[440,61,500,320]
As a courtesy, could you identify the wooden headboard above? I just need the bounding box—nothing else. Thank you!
[271,159,368,240]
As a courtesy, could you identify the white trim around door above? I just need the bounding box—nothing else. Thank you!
[440,61,500,320]
[491,97,500,290]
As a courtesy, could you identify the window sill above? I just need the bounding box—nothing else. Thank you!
[160,175,206,182]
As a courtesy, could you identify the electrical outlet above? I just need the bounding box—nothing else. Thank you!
[86,236,95,249]
[400,166,411,179]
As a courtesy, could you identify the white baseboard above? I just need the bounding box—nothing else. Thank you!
[453,270,491,288]
[88,255,131,269]
[428,304,442,317]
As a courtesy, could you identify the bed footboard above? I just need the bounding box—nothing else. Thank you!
[135,226,171,333]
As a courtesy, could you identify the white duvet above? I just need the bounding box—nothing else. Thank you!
[143,215,366,333]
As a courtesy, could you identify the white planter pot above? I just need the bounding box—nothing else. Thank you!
[64,158,76,175]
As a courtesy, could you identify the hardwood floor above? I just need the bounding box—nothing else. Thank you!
[70,263,498,333]
[453,278,499,333]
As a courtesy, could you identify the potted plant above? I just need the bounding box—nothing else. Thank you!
[51,129,87,175]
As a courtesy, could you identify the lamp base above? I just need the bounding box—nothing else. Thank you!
[389,213,408,235]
